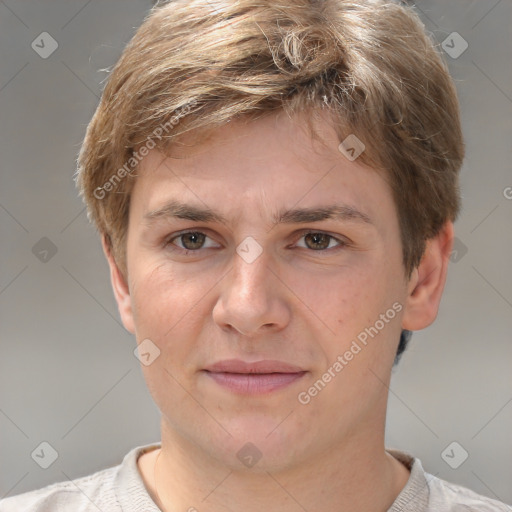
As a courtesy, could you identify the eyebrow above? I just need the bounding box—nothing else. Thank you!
[143,199,373,227]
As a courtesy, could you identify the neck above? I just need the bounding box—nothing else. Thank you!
[142,420,410,512]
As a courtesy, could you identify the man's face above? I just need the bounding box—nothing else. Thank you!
[119,111,412,470]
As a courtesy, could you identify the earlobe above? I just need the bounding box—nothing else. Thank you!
[101,234,135,334]
[402,222,454,331]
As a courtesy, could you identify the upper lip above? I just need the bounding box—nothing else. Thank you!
[204,359,305,374]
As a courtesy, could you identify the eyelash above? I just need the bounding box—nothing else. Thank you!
[164,229,348,255]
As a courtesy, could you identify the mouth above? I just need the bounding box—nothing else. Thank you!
[202,359,307,394]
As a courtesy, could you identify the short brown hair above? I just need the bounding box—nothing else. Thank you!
[76,0,464,279]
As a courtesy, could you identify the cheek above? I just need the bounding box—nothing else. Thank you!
[130,264,207,405]
[129,261,223,372]
[129,262,197,340]
[321,265,403,369]
[325,266,385,334]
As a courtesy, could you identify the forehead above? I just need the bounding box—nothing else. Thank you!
[130,111,395,230]
[152,110,342,173]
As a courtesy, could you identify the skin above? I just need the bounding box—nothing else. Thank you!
[103,110,453,511]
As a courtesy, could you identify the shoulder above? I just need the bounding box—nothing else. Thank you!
[427,474,512,512]
[0,443,162,512]
[387,449,512,512]
[0,464,119,512]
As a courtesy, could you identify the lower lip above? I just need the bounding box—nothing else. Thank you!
[204,371,306,394]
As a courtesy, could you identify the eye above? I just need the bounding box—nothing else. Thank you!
[166,231,219,252]
[165,229,347,255]
[294,231,347,251]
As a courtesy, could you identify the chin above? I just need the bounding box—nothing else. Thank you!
[205,418,311,473]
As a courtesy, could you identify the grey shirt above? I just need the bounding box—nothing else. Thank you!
[1,444,510,511]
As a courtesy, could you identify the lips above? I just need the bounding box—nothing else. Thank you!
[205,359,304,374]
[203,359,307,394]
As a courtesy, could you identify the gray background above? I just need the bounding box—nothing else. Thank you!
[1,0,511,506]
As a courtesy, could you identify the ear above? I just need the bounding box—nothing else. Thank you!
[101,234,135,334]
[402,221,454,331]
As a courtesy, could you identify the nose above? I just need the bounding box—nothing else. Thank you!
[212,245,291,337]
